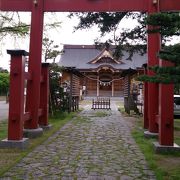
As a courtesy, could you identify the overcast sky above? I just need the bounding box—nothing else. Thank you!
[0,12,179,70]
[0,12,141,70]
[0,12,103,69]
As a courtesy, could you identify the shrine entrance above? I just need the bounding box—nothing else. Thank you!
[0,0,180,151]
[99,70,112,97]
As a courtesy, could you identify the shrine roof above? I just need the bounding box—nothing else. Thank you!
[58,44,147,70]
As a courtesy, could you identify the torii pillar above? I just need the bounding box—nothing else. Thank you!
[144,0,160,138]
[24,0,44,136]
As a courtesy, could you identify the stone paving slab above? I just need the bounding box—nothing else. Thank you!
[1,101,156,179]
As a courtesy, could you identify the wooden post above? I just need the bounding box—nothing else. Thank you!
[25,0,44,129]
[76,96,79,110]
[147,0,160,134]
[97,74,99,97]
[158,60,174,145]
[7,50,28,140]
[39,63,50,127]
[112,81,114,97]
[69,72,73,112]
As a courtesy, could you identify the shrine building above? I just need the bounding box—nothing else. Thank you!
[59,45,147,97]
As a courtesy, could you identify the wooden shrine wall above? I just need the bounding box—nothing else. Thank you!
[72,74,80,97]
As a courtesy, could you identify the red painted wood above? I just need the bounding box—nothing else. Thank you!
[147,83,159,132]
[7,52,26,140]
[24,0,44,129]
[158,60,174,146]
[38,108,43,117]
[147,0,160,133]
[23,112,31,122]
[44,0,147,12]
[39,63,49,127]
[1,0,180,12]
[0,0,32,11]
[160,0,180,11]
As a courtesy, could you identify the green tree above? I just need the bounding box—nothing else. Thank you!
[0,12,61,44]
[0,72,9,95]
[69,12,177,59]
[42,37,65,114]
[69,12,147,58]
[49,63,64,114]
[42,37,61,63]
[138,13,180,85]
[0,67,8,73]
[0,12,30,40]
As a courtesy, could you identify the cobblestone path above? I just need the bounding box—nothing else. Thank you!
[2,101,156,180]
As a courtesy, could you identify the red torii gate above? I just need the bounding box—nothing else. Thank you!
[0,0,180,150]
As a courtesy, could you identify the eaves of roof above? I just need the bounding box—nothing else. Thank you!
[59,45,147,70]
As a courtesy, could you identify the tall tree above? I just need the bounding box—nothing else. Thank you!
[69,12,147,59]
[42,37,65,113]
[0,12,61,44]
[42,37,62,63]
[138,13,180,84]
[69,12,177,59]
[0,12,30,40]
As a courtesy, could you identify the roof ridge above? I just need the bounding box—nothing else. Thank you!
[63,44,96,49]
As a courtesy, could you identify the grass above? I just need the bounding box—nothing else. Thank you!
[95,111,109,117]
[118,104,180,180]
[72,115,90,124]
[132,126,180,180]
[174,119,180,146]
[0,120,7,140]
[0,111,75,177]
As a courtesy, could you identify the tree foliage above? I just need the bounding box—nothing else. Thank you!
[146,13,180,36]
[70,12,180,89]
[69,12,127,34]
[42,38,62,63]
[0,12,61,42]
[0,72,9,96]
[69,12,147,59]
[0,67,8,73]
[0,12,30,39]
[41,37,65,113]
[49,63,65,114]
[138,13,180,84]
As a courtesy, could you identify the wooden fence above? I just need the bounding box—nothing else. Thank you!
[92,97,111,110]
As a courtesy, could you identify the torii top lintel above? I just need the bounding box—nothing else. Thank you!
[1,0,180,12]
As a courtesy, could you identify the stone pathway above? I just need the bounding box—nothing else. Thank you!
[1,101,156,179]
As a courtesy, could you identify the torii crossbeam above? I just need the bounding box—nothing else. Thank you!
[1,0,180,11]
[0,0,180,151]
